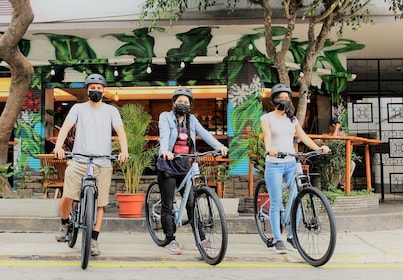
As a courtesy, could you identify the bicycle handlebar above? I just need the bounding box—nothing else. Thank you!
[172,150,223,159]
[276,150,331,160]
[64,152,119,161]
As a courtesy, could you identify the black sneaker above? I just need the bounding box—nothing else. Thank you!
[287,238,298,251]
[273,240,287,254]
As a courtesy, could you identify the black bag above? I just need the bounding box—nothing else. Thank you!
[156,157,191,175]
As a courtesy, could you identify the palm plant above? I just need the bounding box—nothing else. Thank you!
[114,104,156,193]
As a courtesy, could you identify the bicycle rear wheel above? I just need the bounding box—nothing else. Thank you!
[253,180,273,247]
[67,201,79,248]
[145,181,169,247]
[193,185,228,265]
[81,187,95,269]
[291,186,337,267]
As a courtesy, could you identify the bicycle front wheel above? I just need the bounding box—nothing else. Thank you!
[67,201,79,248]
[253,180,273,247]
[193,185,228,265]
[145,181,169,247]
[291,186,337,267]
[81,187,95,269]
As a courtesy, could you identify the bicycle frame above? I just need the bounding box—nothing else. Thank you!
[171,160,205,228]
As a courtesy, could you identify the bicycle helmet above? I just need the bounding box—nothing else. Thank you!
[84,73,107,88]
[172,87,193,104]
[270,83,292,105]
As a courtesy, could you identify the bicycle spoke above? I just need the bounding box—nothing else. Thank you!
[145,181,168,247]
[292,187,336,267]
[194,186,228,265]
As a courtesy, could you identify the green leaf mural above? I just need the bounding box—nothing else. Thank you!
[166,26,216,82]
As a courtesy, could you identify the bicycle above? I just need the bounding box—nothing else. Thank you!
[145,150,228,265]
[253,150,337,267]
[64,152,118,269]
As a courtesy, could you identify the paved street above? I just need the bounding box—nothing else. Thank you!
[0,229,403,265]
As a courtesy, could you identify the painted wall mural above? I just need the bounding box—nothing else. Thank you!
[8,26,364,176]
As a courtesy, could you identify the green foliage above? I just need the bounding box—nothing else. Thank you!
[323,189,373,205]
[312,140,361,191]
[113,104,156,193]
[247,131,265,178]
[0,162,31,198]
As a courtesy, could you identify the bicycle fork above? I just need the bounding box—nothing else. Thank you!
[79,182,98,229]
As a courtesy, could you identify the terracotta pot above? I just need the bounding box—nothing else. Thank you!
[116,193,145,218]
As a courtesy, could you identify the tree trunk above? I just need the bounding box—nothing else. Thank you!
[0,0,34,197]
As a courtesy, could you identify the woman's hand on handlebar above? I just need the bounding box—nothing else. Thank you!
[218,145,228,157]
[160,150,174,160]
[318,145,331,154]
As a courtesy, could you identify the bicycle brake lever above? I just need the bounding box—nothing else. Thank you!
[276,152,287,158]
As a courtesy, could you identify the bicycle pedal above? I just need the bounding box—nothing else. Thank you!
[266,238,274,248]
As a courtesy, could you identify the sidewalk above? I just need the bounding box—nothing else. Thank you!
[0,196,403,264]
[0,229,402,265]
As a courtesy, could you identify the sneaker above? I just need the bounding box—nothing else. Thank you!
[166,240,182,255]
[200,239,215,250]
[287,238,298,251]
[55,224,69,242]
[91,239,101,256]
[273,240,288,254]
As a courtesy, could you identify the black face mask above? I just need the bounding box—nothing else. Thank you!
[276,100,289,111]
[88,90,103,102]
[173,103,190,116]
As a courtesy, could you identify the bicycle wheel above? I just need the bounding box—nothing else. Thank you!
[291,186,337,267]
[67,201,79,248]
[145,181,169,247]
[253,180,273,247]
[193,185,228,265]
[81,187,95,269]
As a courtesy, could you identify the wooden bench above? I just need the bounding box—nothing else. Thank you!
[37,154,68,199]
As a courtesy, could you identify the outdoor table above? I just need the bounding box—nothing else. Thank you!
[307,134,382,195]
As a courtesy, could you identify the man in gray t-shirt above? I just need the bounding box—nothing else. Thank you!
[53,73,129,257]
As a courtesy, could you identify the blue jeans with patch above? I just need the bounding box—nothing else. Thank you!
[264,160,297,243]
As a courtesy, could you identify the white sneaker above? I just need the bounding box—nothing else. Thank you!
[91,239,100,256]
[55,224,69,242]
[166,240,182,255]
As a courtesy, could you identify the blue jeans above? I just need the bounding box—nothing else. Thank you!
[264,160,297,243]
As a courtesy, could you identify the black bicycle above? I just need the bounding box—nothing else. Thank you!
[254,150,337,267]
[64,152,118,269]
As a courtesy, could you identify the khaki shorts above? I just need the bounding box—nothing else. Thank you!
[63,160,113,207]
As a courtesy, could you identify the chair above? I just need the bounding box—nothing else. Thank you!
[199,155,225,198]
[38,154,68,199]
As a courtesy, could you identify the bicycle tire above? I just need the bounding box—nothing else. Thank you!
[81,187,95,269]
[144,181,169,247]
[291,186,337,267]
[193,185,228,265]
[67,201,79,248]
[253,180,274,247]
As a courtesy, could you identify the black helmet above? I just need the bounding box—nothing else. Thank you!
[270,83,292,104]
[85,73,107,88]
[172,87,193,104]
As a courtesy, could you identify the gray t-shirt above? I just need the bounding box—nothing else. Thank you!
[66,102,123,167]
[260,111,298,163]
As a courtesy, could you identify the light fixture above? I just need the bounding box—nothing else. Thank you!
[146,63,152,74]
[50,66,55,76]
[113,66,119,77]
[180,61,185,68]
[248,42,253,50]
[215,45,219,57]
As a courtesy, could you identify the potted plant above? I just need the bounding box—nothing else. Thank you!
[114,104,156,218]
